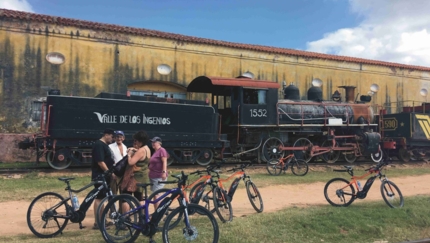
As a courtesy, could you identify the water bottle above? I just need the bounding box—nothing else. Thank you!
[71,194,80,211]
[357,181,362,191]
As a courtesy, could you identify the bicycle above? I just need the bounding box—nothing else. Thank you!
[99,171,219,243]
[26,170,115,238]
[190,163,264,220]
[188,165,234,223]
[267,153,309,176]
[323,159,404,208]
[143,164,221,231]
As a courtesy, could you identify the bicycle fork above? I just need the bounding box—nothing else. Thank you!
[381,178,395,199]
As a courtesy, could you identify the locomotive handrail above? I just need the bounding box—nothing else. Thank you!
[45,105,53,137]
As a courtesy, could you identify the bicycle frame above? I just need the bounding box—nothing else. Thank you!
[46,175,114,228]
[119,184,191,237]
[337,167,383,199]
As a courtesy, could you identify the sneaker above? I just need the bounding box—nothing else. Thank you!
[92,223,99,230]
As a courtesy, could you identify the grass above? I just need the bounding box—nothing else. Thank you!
[2,196,430,243]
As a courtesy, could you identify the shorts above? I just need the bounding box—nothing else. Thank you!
[94,184,110,200]
[122,190,144,201]
[150,178,166,192]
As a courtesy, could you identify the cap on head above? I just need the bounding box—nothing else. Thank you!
[115,130,125,137]
[150,136,162,143]
[103,128,115,135]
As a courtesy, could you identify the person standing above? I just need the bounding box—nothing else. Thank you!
[91,128,115,230]
[148,136,168,209]
[122,130,151,202]
[109,130,127,195]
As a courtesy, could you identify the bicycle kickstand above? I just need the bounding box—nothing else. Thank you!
[79,222,85,229]
[149,237,156,243]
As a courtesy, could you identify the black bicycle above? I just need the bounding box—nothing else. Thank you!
[99,171,219,243]
[26,170,115,238]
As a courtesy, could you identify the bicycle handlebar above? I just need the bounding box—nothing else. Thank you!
[226,163,251,172]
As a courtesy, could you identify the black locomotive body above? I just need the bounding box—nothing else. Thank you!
[378,104,430,162]
[24,75,382,169]
[30,91,224,169]
[188,76,381,164]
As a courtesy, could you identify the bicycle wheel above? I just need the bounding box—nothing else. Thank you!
[266,159,282,176]
[380,180,404,208]
[147,188,182,231]
[212,187,233,223]
[162,204,219,243]
[189,182,212,211]
[290,159,309,176]
[27,192,69,238]
[324,178,356,207]
[96,194,116,228]
[245,181,264,213]
[99,194,141,243]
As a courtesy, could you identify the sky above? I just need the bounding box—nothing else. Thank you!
[2,0,430,68]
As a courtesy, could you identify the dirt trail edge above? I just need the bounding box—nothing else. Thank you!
[2,174,429,236]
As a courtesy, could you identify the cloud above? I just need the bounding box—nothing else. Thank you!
[306,0,430,67]
[0,0,34,12]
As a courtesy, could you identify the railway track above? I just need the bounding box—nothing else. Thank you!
[0,159,424,175]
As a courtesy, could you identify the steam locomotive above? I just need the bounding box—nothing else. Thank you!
[20,75,382,169]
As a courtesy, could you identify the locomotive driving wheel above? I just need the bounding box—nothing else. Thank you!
[344,152,357,163]
[196,149,214,166]
[262,137,285,162]
[397,148,411,163]
[320,140,340,163]
[293,138,313,163]
[46,149,72,170]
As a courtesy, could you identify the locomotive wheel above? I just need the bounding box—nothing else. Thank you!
[320,140,340,163]
[292,138,313,163]
[262,137,285,162]
[196,149,214,166]
[397,148,411,163]
[344,153,357,163]
[46,150,72,170]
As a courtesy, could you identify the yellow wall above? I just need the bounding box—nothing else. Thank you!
[0,18,429,132]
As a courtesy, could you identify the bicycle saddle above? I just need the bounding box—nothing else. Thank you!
[343,166,354,170]
[136,183,154,188]
[58,177,75,182]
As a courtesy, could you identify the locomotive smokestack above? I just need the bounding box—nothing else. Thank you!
[338,86,356,103]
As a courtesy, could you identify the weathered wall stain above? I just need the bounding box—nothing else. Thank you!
[0,18,429,135]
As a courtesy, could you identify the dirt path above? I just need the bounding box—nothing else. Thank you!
[2,174,429,236]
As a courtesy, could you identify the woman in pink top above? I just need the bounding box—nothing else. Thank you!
[149,136,168,209]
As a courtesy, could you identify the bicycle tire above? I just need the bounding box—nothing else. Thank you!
[245,181,264,213]
[147,188,182,231]
[162,204,219,243]
[96,194,116,228]
[324,178,356,207]
[188,181,205,203]
[291,159,309,176]
[189,182,213,211]
[380,180,404,208]
[212,187,233,223]
[266,159,282,176]
[99,194,141,243]
[27,192,69,238]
